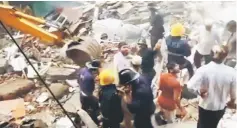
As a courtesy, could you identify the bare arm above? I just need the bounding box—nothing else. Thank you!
[173,89,182,110]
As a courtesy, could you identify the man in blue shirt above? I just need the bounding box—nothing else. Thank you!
[77,59,101,125]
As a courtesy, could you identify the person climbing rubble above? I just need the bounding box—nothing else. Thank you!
[137,39,161,87]
[148,2,165,49]
[98,69,124,128]
[223,20,236,68]
[187,45,236,128]
[113,42,132,85]
[77,59,102,125]
[192,20,221,68]
[166,23,194,78]
[157,62,187,123]
[119,69,155,128]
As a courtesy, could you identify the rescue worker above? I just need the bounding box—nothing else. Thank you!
[77,59,101,125]
[166,23,194,78]
[138,39,161,87]
[119,69,155,128]
[98,69,123,128]
[187,45,236,128]
[157,62,187,123]
[224,20,236,68]
[193,20,220,68]
[148,2,165,49]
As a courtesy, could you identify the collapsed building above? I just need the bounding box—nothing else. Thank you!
[0,1,236,128]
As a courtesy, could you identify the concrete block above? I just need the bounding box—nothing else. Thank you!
[48,83,69,99]
[46,67,77,80]
[0,79,35,101]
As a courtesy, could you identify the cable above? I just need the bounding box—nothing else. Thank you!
[0,21,78,128]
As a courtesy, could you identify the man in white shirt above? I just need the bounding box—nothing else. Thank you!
[113,42,132,84]
[187,45,236,128]
[193,20,221,68]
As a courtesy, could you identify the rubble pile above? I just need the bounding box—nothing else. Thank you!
[0,1,236,128]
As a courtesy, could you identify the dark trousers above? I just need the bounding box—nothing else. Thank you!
[80,95,99,125]
[197,107,225,128]
[102,119,120,128]
[134,114,153,128]
[168,54,194,78]
[194,50,212,68]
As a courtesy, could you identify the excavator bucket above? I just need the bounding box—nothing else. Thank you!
[63,36,102,66]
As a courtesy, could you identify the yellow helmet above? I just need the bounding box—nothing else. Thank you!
[170,23,185,36]
[99,69,115,86]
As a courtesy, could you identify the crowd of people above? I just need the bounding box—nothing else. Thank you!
[76,4,236,128]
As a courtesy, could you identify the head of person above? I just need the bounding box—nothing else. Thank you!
[137,38,147,50]
[167,62,180,74]
[204,20,213,31]
[211,44,229,64]
[226,20,236,33]
[147,2,156,12]
[118,42,130,56]
[131,55,142,72]
[86,59,101,78]
[170,23,185,37]
[99,69,115,86]
[118,69,140,87]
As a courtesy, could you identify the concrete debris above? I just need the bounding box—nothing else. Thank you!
[0,79,35,101]
[0,58,7,74]
[36,92,49,103]
[0,1,235,127]
[63,89,81,113]
[48,83,69,99]
[0,98,25,118]
[28,109,55,127]
[55,117,75,128]
[46,67,76,80]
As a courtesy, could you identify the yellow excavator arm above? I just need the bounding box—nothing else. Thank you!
[0,4,63,45]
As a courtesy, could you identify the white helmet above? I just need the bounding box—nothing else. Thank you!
[131,55,142,66]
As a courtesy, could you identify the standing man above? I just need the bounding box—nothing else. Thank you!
[77,59,101,125]
[193,20,220,68]
[113,42,131,84]
[157,62,187,123]
[119,69,155,128]
[148,3,165,49]
[166,23,194,78]
[187,45,236,128]
[138,39,161,87]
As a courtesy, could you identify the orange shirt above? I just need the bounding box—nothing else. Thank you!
[158,73,182,111]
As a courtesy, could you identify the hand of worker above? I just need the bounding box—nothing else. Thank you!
[200,88,208,99]
[123,86,132,104]
[180,107,187,117]
[227,101,237,109]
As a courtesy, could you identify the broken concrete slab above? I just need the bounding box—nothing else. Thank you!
[63,91,81,113]
[117,2,133,18]
[48,83,69,99]
[46,67,76,80]
[0,98,25,117]
[28,109,55,127]
[0,79,35,101]
[0,58,7,74]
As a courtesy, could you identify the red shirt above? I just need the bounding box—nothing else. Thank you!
[158,73,182,111]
